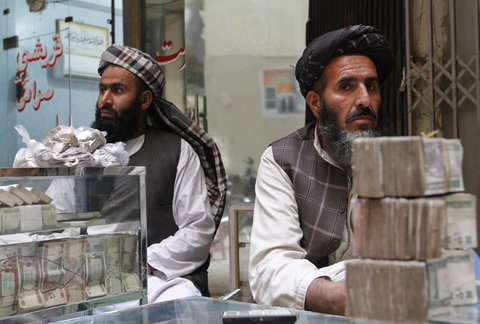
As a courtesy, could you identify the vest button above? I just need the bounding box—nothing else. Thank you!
[332,239,340,248]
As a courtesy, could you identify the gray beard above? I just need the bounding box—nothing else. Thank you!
[318,125,382,170]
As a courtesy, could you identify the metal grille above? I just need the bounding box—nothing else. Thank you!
[404,0,480,136]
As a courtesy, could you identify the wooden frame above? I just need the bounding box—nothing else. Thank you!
[228,202,254,290]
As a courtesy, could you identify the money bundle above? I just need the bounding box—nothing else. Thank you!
[85,237,107,299]
[17,243,44,312]
[120,235,141,292]
[104,235,123,295]
[40,241,66,308]
[444,193,477,249]
[347,136,477,323]
[63,238,86,303]
[352,197,446,260]
[352,137,464,197]
[0,185,57,234]
[0,246,18,316]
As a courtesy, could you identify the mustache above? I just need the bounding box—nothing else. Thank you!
[97,105,119,118]
[346,106,377,123]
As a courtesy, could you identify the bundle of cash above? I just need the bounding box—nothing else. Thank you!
[0,245,18,316]
[346,259,450,323]
[40,241,66,308]
[352,137,465,197]
[445,249,477,306]
[85,236,107,299]
[121,235,141,292]
[63,238,86,303]
[17,243,45,312]
[443,193,477,249]
[0,207,21,234]
[352,197,446,260]
[104,235,123,295]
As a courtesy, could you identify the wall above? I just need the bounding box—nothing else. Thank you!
[203,0,308,176]
[0,0,123,167]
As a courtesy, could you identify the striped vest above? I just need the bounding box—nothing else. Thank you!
[271,122,349,268]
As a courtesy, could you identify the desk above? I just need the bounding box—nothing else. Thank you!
[53,287,480,324]
[53,297,349,324]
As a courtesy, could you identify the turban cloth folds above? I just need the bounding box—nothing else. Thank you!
[99,44,227,229]
[295,25,393,97]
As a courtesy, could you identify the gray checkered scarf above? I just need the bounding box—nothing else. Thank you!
[295,24,392,97]
[98,44,227,227]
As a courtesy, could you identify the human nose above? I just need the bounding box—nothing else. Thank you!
[98,89,113,107]
[354,84,371,108]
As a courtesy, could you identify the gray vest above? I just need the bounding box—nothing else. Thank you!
[271,122,349,268]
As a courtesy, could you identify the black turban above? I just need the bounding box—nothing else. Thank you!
[295,25,393,97]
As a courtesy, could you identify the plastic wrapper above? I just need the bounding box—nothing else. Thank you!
[42,125,78,153]
[13,125,128,168]
[93,142,130,167]
[76,126,107,153]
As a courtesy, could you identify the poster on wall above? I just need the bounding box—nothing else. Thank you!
[55,20,109,79]
[260,67,304,116]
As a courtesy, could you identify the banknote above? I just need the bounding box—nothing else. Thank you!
[17,243,41,292]
[122,273,141,292]
[426,258,451,318]
[0,245,18,313]
[443,139,465,192]
[17,289,45,312]
[104,235,122,295]
[422,138,449,195]
[43,288,66,308]
[85,284,107,299]
[445,249,477,306]
[444,193,477,249]
[346,259,428,323]
[41,204,57,229]
[1,207,21,234]
[40,241,65,293]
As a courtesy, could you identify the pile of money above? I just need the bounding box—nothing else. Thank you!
[120,235,141,292]
[352,197,446,260]
[352,137,464,197]
[0,232,141,316]
[0,185,57,234]
[40,241,67,308]
[63,238,86,303]
[347,136,477,323]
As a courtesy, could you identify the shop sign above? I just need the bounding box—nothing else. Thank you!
[14,35,63,112]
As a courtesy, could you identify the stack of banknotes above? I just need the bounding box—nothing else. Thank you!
[346,136,477,323]
[0,234,141,316]
[0,184,56,234]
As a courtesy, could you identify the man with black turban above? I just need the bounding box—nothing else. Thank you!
[91,45,227,302]
[249,25,393,315]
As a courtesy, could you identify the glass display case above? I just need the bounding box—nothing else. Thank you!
[0,166,147,322]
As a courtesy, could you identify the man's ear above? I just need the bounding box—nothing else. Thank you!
[305,90,321,119]
[139,90,153,110]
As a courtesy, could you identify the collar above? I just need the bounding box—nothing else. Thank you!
[313,124,343,170]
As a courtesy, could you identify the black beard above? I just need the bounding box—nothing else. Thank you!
[318,102,386,170]
[91,98,142,143]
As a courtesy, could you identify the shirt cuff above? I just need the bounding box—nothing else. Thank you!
[295,261,348,309]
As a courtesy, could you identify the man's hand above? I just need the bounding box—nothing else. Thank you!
[305,278,345,315]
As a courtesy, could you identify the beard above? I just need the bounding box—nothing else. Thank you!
[91,98,142,143]
[317,102,387,170]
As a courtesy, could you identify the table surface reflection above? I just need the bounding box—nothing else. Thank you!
[51,292,480,324]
